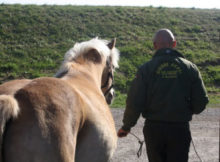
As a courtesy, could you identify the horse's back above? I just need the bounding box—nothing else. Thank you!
[3,77,82,162]
[0,79,31,95]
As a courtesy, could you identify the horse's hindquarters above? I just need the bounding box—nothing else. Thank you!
[3,119,65,162]
[3,102,75,162]
[3,78,82,162]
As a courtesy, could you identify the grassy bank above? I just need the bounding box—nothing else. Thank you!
[0,5,219,107]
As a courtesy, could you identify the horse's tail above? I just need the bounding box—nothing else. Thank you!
[0,95,19,131]
[0,95,19,160]
[0,94,19,132]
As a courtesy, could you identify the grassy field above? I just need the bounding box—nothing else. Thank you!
[0,4,219,107]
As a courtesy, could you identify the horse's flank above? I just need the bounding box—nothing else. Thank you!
[0,38,119,162]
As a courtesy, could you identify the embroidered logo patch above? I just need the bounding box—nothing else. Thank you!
[156,62,182,79]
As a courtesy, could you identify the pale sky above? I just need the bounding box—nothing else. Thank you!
[1,0,220,9]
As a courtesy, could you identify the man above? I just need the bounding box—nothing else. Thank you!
[117,29,209,162]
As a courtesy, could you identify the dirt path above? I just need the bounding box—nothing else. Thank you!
[111,108,220,162]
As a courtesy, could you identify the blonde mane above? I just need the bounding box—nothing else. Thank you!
[55,38,119,77]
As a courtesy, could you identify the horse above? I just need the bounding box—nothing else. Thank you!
[0,38,120,162]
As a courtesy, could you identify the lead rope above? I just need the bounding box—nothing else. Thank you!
[191,137,203,162]
[129,132,145,158]
[129,132,203,161]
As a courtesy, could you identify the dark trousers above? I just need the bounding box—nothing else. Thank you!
[143,121,191,162]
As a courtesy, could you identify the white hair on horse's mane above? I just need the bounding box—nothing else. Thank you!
[64,38,119,67]
[55,38,120,77]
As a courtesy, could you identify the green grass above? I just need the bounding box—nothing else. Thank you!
[207,93,220,108]
[111,91,127,108]
[0,4,219,107]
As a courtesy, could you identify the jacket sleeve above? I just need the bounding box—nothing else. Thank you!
[190,64,209,114]
[122,67,147,131]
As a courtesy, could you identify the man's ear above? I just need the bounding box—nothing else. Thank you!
[107,38,116,49]
[172,40,177,48]
[84,48,101,63]
[153,42,157,50]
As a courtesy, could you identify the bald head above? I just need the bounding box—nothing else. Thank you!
[153,29,176,50]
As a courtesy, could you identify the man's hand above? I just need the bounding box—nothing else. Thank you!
[117,128,130,138]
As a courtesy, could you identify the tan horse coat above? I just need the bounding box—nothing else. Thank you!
[0,79,31,95]
[0,38,119,162]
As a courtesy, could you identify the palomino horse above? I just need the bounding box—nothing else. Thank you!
[0,38,119,162]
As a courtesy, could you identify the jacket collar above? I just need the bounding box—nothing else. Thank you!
[153,48,185,58]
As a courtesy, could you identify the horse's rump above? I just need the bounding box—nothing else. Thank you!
[3,77,83,162]
[0,79,31,96]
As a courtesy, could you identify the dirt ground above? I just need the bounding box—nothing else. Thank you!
[110,108,220,162]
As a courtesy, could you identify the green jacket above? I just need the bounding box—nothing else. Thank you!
[122,48,209,131]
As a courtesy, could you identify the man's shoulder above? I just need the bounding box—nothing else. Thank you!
[178,57,198,70]
[158,48,197,69]
[139,60,153,71]
[179,56,193,65]
[139,49,198,72]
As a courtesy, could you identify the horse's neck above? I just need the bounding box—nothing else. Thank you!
[63,62,104,91]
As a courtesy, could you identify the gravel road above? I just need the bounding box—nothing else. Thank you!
[110,108,220,162]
